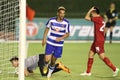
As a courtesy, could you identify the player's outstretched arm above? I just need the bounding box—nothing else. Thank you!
[85,7,95,21]
[42,27,49,47]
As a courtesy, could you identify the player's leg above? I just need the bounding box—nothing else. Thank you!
[43,44,54,74]
[47,46,63,78]
[104,27,109,39]
[43,54,52,74]
[56,62,70,73]
[105,22,110,40]
[48,61,71,74]
[38,54,48,76]
[81,43,96,76]
[109,26,114,43]
[47,56,57,78]
[99,53,119,76]
[97,42,119,76]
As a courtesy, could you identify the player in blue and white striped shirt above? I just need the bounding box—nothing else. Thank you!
[42,6,70,79]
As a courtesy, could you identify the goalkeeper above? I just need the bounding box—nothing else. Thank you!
[10,54,70,76]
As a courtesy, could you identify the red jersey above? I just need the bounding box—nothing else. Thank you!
[91,16,105,42]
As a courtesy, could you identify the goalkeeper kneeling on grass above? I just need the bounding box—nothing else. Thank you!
[10,54,70,76]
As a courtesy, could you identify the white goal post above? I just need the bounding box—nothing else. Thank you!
[0,0,26,80]
[19,0,26,80]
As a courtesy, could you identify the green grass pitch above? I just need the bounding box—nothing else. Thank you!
[0,43,120,80]
[26,43,120,80]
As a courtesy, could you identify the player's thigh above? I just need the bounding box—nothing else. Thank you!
[95,42,105,55]
[105,27,109,33]
[89,43,96,58]
[88,42,96,58]
[110,26,114,32]
[54,47,63,58]
[45,44,54,61]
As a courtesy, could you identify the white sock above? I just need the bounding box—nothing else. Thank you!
[47,66,55,78]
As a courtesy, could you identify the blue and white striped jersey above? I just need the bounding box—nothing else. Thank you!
[46,17,70,47]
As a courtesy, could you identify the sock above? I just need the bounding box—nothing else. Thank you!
[86,58,94,73]
[103,57,116,71]
[110,32,113,41]
[47,65,55,77]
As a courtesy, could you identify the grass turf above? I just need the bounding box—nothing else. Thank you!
[26,43,120,80]
[0,43,119,80]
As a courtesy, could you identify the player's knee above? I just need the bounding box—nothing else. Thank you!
[99,53,105,60]
[89,51,94,58]
[45,55,51,62]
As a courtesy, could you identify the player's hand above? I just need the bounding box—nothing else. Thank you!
[42,38,46,47]
[108,19,113,23]
[89,7,96,12]
[55,38,62,42]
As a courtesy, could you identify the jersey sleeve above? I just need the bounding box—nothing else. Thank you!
[91,17,98,23]
[46,19,51,28]
[66,23,70,33]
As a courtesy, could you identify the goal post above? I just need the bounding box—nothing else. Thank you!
[0,0,26,80]
[19,0,26,80]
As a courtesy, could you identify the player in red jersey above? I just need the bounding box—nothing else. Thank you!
[80,7,119,76]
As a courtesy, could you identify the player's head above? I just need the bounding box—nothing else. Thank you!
[91,7,100,17]
[10,56,19,67]
[110,2,115,9]
[57,6,66,20]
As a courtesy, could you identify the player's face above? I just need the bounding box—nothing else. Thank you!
[91,11,96,17]
[57,10,65,20]
[110,3,115,9]
[12,60,18,67]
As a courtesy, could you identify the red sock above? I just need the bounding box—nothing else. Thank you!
[103,57,116,71]
[86,58,94,73]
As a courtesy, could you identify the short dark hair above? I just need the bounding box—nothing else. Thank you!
[93,7,100,14]
[10,56,19,62]
[57,6,66,12]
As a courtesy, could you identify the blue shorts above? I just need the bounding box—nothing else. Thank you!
[45,43,63,58]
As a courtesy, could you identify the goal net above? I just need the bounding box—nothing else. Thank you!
[0,0,25,80]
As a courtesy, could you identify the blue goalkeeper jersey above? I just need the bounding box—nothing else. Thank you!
[46,17,70,47]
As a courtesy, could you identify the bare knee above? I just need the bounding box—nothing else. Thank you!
[99,53,105,60]
[45,54,52,63]
[88,51,95,58]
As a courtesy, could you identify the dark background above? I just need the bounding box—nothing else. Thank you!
[27,0,120,18]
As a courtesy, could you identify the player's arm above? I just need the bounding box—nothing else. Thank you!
[42,27,49,47]
[113,16,118,21]
[85,7,95,21]
[24,69,34,76]
[56,33,70,42]
[104,15,108,22]
[24,69,30,76]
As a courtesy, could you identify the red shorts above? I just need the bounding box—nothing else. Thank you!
[90,42,105,54]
